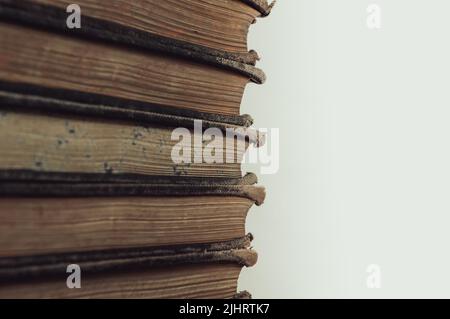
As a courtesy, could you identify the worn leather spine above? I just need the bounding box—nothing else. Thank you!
[241,0,276,17]
[0,0,266,83]
[0,235,256,282]
[0,88,266,147]
[0,171,266,205]
[0,82,254,127]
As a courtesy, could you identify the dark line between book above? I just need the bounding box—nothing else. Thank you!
[0,81,255,128]
[0,170,258,185]
[0,171,265,205]
[0,235,255,282]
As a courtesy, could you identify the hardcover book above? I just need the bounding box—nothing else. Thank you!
[0,0,274,299]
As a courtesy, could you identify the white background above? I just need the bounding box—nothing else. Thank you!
[239,0,450,298]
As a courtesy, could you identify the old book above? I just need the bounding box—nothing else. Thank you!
[0,237,257,298]
[0,0,272,299]
[0,0,273,63]
[0,110,262,178]
[0,19,264,123]
[0,175,265,257]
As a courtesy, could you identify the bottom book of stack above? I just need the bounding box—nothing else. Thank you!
[0,175,264,298]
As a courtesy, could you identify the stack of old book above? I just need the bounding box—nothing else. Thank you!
[0,0,273,298]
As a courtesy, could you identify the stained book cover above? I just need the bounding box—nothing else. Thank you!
[0,236,257,299]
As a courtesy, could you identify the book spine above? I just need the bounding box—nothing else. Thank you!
[240,0,275,17]
[0,87,265,144]
[0,0,266,83]
[0,235,257,282]
[0,181,266,206]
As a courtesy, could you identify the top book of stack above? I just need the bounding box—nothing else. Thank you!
[0,0,274,127]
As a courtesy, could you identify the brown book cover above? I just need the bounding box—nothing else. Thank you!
[0,0,275,125]
[0,173,265,257]
[0,235,257,299]
[0,0,273,64]
[0,21,263,117]
[0,110,263,179]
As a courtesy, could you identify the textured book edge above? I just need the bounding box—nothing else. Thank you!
[0,235,257,282]
[0,87,266,146]
[0,172,266,205]
[232,291,253,299]
[0,0,266,83]
[241,0,276,17]
[0,171,259,185]
[0,82,254,127]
